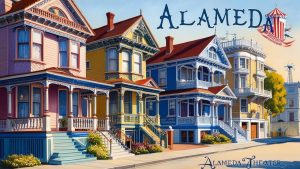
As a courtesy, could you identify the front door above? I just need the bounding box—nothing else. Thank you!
[251,123,258,139]
[58,90,68,130]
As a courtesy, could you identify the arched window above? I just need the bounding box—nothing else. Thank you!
[49,7,67,18]
[122,51,131,73]
[208,47,217,60]
[107,48,118,72]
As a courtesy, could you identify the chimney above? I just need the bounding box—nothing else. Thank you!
[166,36,174,54]
[106,12,115,31]
[0,0,12,15]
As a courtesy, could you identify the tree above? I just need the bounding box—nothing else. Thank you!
[264,71,287,117]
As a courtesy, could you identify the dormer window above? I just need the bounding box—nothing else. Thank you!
[208,47,217,60]
[49,7,67,18]
[133,32,142,43]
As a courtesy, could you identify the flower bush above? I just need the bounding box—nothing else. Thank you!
[86,132,109,160]
[87,145,109,160]
[132,143,163,155]
[1,154,41,168]
[202,133,231,144]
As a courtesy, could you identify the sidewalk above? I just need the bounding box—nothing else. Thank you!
[28,137,299,169]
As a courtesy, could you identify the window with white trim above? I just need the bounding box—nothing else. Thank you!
[240,75,246,88]
[158,69,167,87]
[32,87,41,117]
[59,38,68,67]
[240,99,248,112]
[168,100,176,116]
[180,66,194,81]
[107,48,118,72]
[122,51,130,73]
[71,41,79,69]
[208,47,217,60]
[133,53,142,74]
[239,58,249,69]
[32,30,42,61]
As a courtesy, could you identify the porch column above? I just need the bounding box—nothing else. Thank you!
[68,87,75,132]
[211,70,214,86]
[119,90,125,123]
[229,104,233,127]
[195,98,200,117]
[105,94,110,130]
[138,93,144,125]
[211,102,215,126]
[155,95,160,125]
[43,83,51,132]
[176,99,180,125]
[92,93,98,131]
[6,86,12,132]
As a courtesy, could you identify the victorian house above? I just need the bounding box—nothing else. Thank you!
[146,35,248,144]
[222,38,272,139]
[0,0,114,164]
[86,13,166,146]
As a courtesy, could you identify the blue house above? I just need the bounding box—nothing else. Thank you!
[146,35,247,144]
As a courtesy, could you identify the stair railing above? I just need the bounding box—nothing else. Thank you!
[108,128,134,151]
[232,122,247,138]
[98,131,112,158]
[144,115,168,148]
[218,120,235,138]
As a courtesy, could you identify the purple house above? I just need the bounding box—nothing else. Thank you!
[0,0,113,164]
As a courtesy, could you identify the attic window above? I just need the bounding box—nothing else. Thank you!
[49,7,67,18]
[133,32,142,43]
[208,47,217,60]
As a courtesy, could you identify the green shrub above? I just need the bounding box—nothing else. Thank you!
[87,145,109,160]
[88,132,104,146]
[147,144,163,153]
[218,134,231,143]
[201,133,232,144]
[1,154,41,168]
[201,134,216,144]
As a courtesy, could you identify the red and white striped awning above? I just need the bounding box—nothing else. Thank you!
[266,8,287,18]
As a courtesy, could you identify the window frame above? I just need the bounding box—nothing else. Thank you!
[86,60,91,69]
[72,91,79,117]
[168,99,176,117]
[107,47,118,72]
[133,52,142,74]
[32,86,42,117]
[32,29,43,61]
[58,38,69,68]
[17,85,30,118]
[208,47,217,60]
[240,99,248,113]
[70,41,80,69]
[239,57,249,69]
[17,28,31,60]
[158,69,167,87]
[122,50,131,73]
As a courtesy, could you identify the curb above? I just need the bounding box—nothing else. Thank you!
[107,140,292,169]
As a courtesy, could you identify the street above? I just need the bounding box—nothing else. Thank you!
[138,142,300,169]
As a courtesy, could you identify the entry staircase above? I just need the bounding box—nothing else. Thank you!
[141,115,168,148]
[49,133,96,165]
[218,120,248,143]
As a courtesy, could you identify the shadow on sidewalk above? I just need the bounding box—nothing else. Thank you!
[253,137,300,144]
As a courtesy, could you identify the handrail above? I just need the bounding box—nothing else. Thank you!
[144,115,168,148]
[98,131,112,158]
[218,120,234,138]
[108,128,133,150]
[232,122,247,138]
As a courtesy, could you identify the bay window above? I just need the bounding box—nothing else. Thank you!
[71,41,79,69]
[18,86,30,118]
[133,53,142,74]
[17,29,30,59]
[32,87,42,117]
[240,75,246,88]
[59,39,68,67]
[180,67,193,81]
[107,48,118,72]
[32,30,43,61]
[239,58,249,69]
[122,51,130,72]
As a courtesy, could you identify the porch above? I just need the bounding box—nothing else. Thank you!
[0,71,113,132]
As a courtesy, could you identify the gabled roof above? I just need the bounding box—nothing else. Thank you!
[87,15,142,43]
[147,35,215,65]
[208,85,227,94]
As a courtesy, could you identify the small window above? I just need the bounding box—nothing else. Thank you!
[240,58,249,69]
[71,41,79,69]
[32,30,43,61]
[107,48,118,72]
[289,99,295,108]
[208,47,217,60]
[73,92,79,117]
[289,112,294,121]
[17,29,30,59]
[168,100,176,116]
[133,32,142,43]
[86,61,91,69]
[240,99,248,112]
[158,69,167,87]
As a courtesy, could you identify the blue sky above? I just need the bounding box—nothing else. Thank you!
[75,0,300,81]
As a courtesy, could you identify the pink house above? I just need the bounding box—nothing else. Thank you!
[0,0,113,164]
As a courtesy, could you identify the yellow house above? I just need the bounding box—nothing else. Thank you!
[222,39,272,139]
[86,12,166,145]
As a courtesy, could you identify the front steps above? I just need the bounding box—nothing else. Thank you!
[49,133,96,165]
[218,120,248,143]
[99,131,134,159]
